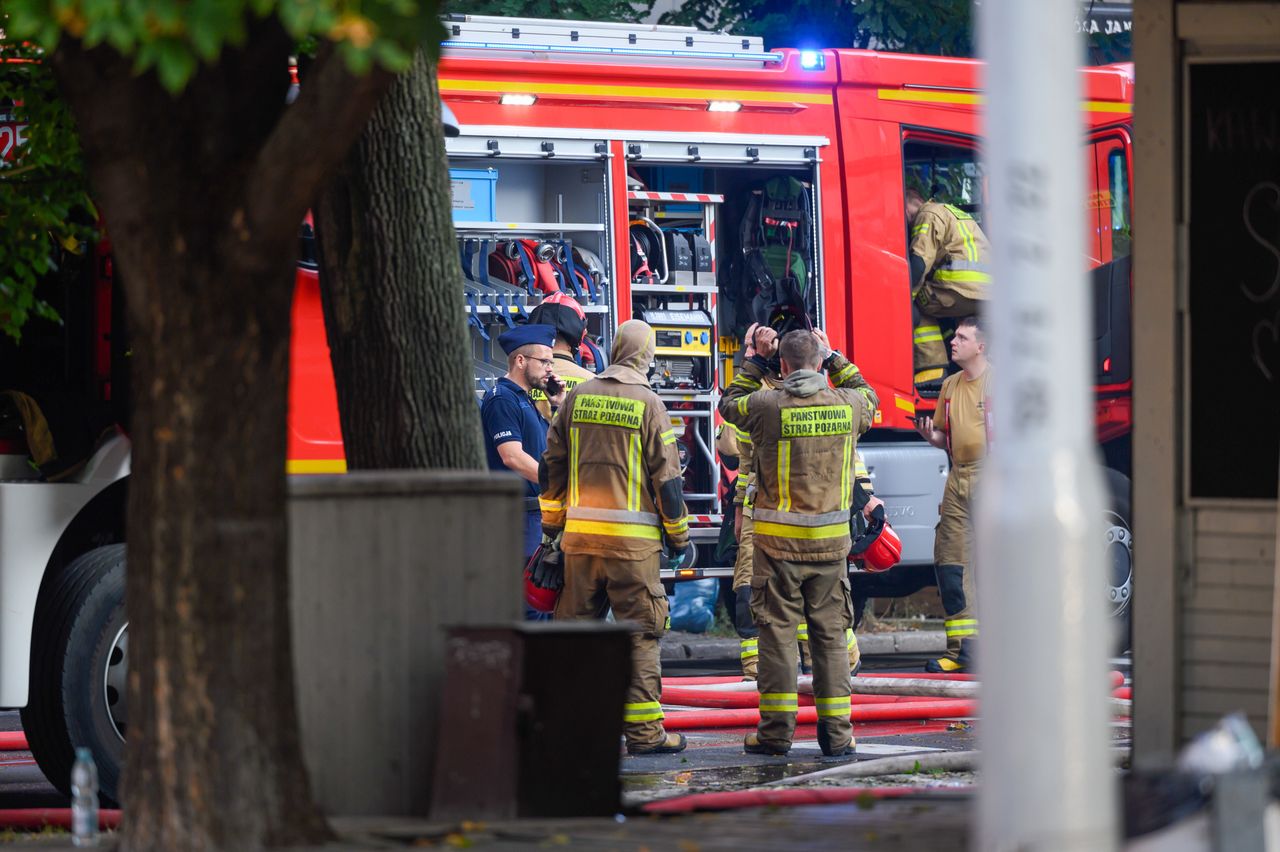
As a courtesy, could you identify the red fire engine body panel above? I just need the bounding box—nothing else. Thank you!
[283,46,1133,475]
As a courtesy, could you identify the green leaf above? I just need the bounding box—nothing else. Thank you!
[188,18,223,62]
[153,38,198,93]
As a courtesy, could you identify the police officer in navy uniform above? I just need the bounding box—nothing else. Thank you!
[481,324,564,617]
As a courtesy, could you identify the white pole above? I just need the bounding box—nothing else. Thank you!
[975,0,1119,849]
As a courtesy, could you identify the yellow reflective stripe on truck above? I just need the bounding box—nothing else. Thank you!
[287,459,347,474]
[878,89,1133,115]
[441,78,833,105]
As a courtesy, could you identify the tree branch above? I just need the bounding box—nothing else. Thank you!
[246,44,397,242]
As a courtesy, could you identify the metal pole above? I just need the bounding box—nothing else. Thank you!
[976,0,1118,849]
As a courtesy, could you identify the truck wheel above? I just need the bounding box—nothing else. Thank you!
[1104,469,1133,654]
[21,544,126,805]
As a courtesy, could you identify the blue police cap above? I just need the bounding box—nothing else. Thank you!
[498,323,557,355]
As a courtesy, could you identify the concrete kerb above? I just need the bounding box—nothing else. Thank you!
[658,630,946,662]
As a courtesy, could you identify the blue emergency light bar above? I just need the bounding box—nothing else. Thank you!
[799,50,825,70]
[442,39,785,64]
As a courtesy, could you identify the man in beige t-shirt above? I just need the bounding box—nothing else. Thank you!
[913,315,989,672]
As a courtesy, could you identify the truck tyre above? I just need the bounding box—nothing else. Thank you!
[21,544,126,806]
[1104,469,1133,655]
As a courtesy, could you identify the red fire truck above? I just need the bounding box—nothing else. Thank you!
[0,15,1133,800]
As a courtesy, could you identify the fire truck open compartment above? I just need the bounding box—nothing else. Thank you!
[443,130,825,530]
[446,143,615,398]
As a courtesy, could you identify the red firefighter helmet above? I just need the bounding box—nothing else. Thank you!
[524,566,559,613]
[528,292,587,348]
[849,505,902,573]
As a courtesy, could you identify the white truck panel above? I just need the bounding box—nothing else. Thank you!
[0,434,130,707]
[856,441,949,567]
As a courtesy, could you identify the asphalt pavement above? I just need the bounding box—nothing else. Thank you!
[2,633,1129,850]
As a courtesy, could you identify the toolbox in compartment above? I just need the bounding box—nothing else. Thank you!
[449,168,498,223]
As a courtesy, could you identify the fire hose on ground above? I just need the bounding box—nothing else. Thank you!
[659,671,1131,726]
[642,785,959,814]
[662,687,943,710]
[662,699,979,730]
[0,809,121,830]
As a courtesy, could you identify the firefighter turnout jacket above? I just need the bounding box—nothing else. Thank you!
[910,200,992,302]
[720,352,878,562]
[540,320,690,559]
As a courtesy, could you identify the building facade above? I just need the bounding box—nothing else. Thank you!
[1132,0,1280,764]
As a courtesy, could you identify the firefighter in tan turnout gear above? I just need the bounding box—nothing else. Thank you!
[717,334,871,681]
[720,327,878,757]
[914,315,989,673]
[906,188,992,392]
[540,319,691,755]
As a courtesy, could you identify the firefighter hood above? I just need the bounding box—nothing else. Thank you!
[598,319,655,385]
[781,369,828,398]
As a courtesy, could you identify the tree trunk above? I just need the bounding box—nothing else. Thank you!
[49,19,396,850]
[120,234,327,850]
[314,52,484,470]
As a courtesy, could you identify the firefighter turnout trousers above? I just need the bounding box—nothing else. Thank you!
[934,460,981,660]
[912,287,984,384]
[735,505,760,678]
[554,551,672,749]
[751,548,854,752]
[735,506,859,680]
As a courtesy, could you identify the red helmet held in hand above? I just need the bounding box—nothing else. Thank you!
[850,505,902,573]
[524,566,559,613]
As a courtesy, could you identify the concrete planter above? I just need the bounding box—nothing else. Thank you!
[289,470,523,817]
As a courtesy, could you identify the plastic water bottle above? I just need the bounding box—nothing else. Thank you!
[70,747,99,847]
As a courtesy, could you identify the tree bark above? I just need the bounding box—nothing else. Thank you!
[313,51,484,470]
[49,18,395,850]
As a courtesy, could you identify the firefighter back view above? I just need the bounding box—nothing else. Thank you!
[539,319,691,755]
[718,336,868,682]
[720,327,878,757]
[906,188,991,393]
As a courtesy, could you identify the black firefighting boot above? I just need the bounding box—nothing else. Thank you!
[816,723,856,757]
